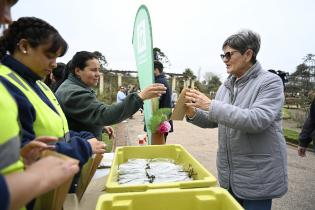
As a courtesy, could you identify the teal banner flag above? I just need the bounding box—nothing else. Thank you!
[132,5,154,144]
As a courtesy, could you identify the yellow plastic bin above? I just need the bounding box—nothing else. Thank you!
[106,144,217,193]
[96,187,244,210]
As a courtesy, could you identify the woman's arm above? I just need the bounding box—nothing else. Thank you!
[3,156,79,210]
[208,75,284,133]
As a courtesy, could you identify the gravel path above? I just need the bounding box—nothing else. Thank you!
[116,111,315,210]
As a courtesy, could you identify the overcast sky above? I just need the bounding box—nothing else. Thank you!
[12,0,315,81]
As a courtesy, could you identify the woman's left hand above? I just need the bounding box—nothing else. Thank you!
[185,89,212,111]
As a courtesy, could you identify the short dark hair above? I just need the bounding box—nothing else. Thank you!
[52,62,66,80]
[68,51,98,74]
[154,60,163,73]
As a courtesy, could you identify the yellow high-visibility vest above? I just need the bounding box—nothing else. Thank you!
[0,82,24,175]
[0,65,69,140]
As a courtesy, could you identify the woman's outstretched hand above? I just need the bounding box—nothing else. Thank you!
[138,83,166,100]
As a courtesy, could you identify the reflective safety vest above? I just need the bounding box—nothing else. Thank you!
[0,82,24,175]
[0,65,70,141]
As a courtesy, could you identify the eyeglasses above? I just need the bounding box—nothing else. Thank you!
[220,51,239,61]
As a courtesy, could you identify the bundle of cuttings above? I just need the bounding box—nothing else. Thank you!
[117,158,193,185]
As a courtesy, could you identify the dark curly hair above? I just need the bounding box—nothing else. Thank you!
[0,16,68,59]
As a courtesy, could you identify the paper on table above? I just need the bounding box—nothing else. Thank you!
[98,152,114,168]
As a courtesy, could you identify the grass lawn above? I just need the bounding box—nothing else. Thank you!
[102,133,113,152]
[283,128,314,149]
[282,108,291,119]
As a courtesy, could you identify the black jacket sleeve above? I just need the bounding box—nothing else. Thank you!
[155,76,172,109]
[55,134,92,168]
[299,98,315,147]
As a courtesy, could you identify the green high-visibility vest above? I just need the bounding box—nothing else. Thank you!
[0,82,24,175]
[0,65,70,141]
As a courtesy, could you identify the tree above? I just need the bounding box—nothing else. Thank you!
[201,72,222,93]
[292,63,309,77]
[203,72,215,84]
[194,80,207,93]
[288,53,315,97]
[183,68,196,80]
[303,53,315,64]
[303,53,315,78]
[206,75,222,92]
[93,51,108,72]
[153,47,171,68]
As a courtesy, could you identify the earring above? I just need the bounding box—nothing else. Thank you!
[22,50,27,54]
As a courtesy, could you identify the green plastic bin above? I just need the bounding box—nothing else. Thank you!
[106,144,217,193]
[96,187,243,210]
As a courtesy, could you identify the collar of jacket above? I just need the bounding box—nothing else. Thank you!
[155,73,166,79]
[1,54,41,85]
[68,73,96,94]
[224,61,262,91]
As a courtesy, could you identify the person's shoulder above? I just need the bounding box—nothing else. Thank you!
[261,70,283,84]
[254,69,283,90]
[56,79,89,96]
[117,91,124,95]
[157,76,169,85]
[55,80,69,93]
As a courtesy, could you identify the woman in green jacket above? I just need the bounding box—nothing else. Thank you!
[55,51,166,140]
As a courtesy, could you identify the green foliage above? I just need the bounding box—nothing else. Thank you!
[94,51,108,72]
[303,53,315,64]
[97,73,139,104]
[282,108,291,119]
[153,47,171,68]
[288,53,315,97]
[283,128,314,148]
[292,63,309,77]
[149,108,172,133]
[206,75,221,92]
[102,132,113,152]
[194,80,208,93]
[283,128,299,141]
[183,68,196,80]
[201,72,222,93]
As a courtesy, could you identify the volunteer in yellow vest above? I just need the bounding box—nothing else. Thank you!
[0,17,105,173]
[0,84,23,175]
[0,82,80,210]
[0,3,80,210]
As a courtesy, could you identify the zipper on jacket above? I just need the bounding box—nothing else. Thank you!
[225,126,231,189]
[226,88,235,190]
[226,81,239,189]
[232,86,238,104]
